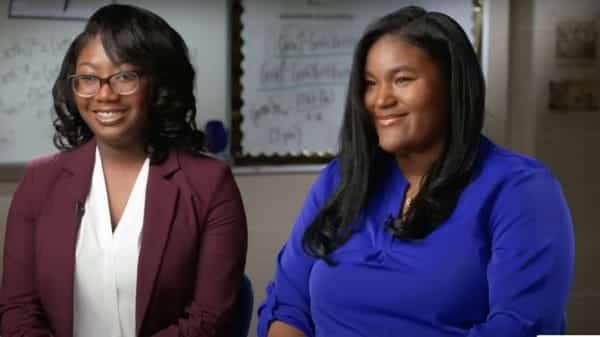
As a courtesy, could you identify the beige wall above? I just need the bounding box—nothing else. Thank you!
[509,0,600,331]
[235,172,318,336]
[0,182,17,275]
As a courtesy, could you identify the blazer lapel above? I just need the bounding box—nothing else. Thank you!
[136,151,180,335]
[48,140,96,337]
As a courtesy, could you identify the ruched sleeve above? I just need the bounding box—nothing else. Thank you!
[466,168,574,336]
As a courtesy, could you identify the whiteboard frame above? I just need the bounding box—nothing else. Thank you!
[7,0,115,21]
[230,0,485,165]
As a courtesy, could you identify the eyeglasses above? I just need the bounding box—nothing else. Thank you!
[69,71,142,98]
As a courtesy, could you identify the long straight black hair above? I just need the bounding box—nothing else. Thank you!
[302,6,485,261]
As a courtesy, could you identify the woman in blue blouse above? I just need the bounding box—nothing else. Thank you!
[257,6,574,337]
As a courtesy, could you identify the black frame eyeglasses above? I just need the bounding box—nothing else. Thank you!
[69,71,142,98]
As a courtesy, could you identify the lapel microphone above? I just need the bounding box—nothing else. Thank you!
[384,214,395,228]
[75,201,85,217]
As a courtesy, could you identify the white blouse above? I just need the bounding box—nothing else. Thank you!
[73,148,150,337]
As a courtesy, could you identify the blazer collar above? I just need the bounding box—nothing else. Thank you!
[48,140,96,337]
[136,149,181,335]
[57,139,182,337]
[61,138,181,179]
[61,138,96,178]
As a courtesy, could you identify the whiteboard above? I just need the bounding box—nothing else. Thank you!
[0,22,81,164]
[0,1,230,165]
[240,0,474,157]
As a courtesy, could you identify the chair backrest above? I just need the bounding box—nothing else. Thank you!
[232,274,253,337]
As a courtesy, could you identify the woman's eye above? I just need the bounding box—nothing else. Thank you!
[394,77,413,84]
[364,79,376,87]
[115,72,137,81]
[78,75,97,83]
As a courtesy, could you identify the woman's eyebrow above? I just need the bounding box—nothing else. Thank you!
[76,62,98,69]
[365,65,417,76]
[388,65,417,74]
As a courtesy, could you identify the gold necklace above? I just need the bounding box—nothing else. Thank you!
[405,196,413,208]
[401,195,413,220]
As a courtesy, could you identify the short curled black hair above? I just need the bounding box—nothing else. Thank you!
[52,4,204,163]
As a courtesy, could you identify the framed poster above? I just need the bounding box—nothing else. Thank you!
[556,19,598,65]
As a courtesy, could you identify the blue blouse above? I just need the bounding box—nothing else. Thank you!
[257,137,574,337]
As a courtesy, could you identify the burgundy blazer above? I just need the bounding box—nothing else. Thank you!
[0,140,247,337]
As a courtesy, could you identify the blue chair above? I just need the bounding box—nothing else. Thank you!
[232,274,253,337]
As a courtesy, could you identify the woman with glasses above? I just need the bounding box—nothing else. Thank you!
[258,6,574,337]
[0,4,247,337]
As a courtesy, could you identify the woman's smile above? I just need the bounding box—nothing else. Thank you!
[374,112,408,127]
[93,109,127,126]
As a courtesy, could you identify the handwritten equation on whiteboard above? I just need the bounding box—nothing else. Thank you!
[0,36,70,162]
[241,11,358,156]
[8,0,113,20]
[240,0,474,157]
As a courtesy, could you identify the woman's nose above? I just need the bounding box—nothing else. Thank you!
[95,81,119,101]
[375,84,397,109]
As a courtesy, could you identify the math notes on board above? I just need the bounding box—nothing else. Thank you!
[239,0,474,158]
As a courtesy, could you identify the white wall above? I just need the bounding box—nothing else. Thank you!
[482,0,510,146]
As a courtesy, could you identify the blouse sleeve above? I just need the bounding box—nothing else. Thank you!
[0,164,53,337]
[467,168,575,336]
[257,161,339,337]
